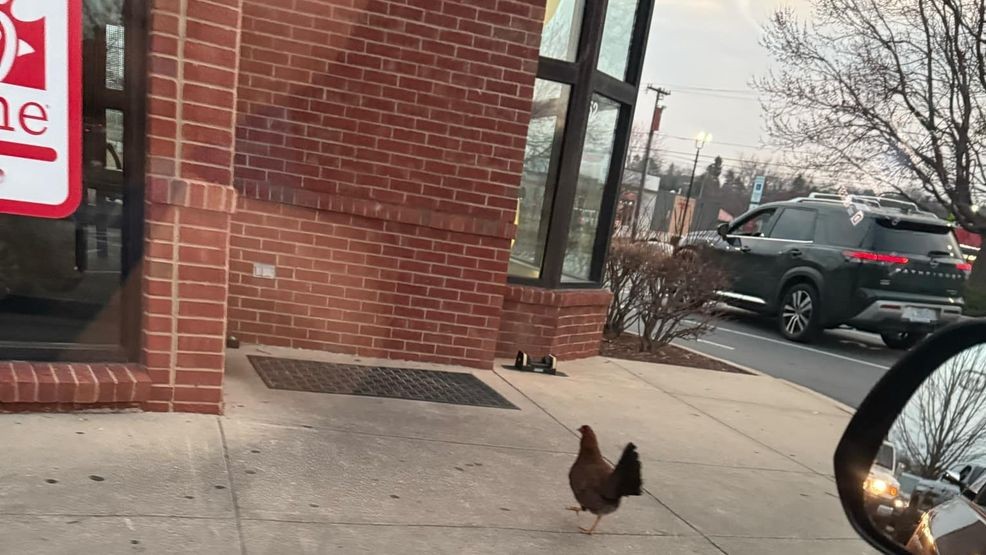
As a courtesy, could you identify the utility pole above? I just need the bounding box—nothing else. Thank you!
[630,85,670,240]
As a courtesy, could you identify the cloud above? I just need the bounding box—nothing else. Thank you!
[10,0,47,22]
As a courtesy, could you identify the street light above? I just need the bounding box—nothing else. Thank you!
[675,131,712,239]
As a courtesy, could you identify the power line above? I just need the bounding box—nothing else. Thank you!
[657,84,759,95]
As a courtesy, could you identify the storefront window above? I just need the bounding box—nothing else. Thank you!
[0,0,141,359]
[510,0,650,287]
[597,0,639,80]
[562,96,621,282]
[540,0,585,62]
[510,80,571,279]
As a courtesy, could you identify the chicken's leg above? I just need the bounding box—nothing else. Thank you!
[579,515,602,535]
[565,506,582,514]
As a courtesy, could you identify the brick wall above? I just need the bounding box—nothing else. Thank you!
[142,0,243,413]
[497,286,613,360]
[227,0,544,369]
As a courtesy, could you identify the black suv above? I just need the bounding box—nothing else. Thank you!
[679,194,968,349]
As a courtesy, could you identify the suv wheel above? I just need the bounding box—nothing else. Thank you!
[880,331,927,350]
[778,283,821,342]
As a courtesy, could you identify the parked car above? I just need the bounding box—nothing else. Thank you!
[892,478,963,544]
[678,194,968,348]
[906,472,986,553]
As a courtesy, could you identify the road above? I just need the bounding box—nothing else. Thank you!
[675,307,906,408]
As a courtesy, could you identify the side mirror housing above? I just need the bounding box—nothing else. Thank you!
[716,222,729,239]
[834,320,986,553]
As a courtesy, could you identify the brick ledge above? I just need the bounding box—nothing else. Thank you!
[0,363,151,407]
[235,181,516,240]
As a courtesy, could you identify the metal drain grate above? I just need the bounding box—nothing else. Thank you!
[248,356,518,410]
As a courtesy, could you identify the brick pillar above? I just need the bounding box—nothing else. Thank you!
[496,285,613,361]
[143,0,243,413]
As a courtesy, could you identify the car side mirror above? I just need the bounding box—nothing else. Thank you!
[942,470,965,489]
[716,222,729,239]
[834,320,986,553]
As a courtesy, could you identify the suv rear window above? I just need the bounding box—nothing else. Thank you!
[871,219,960,256]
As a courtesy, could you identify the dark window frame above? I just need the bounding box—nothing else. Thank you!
[510,0,656,289]
[0,0,147,362]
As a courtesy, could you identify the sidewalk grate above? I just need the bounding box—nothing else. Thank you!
[248,356,518,410]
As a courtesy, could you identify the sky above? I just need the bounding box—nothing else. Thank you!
[634,0,811,174]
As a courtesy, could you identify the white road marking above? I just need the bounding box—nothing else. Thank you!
[708,325,891,370]
[697,338,735,350]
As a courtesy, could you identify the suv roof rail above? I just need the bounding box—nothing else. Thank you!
[805,192,938,216]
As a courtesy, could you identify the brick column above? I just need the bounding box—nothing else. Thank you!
[496,285,613,361]
[143,0,243,413]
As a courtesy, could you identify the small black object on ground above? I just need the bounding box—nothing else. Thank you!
[512,351,560,375]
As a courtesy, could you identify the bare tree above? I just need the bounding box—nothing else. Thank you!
[635,250,725,352]
[756,1,986,301]
[602,239,649,337]
[890,345,986,479]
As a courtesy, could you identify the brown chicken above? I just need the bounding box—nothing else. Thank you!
[567,424,642,535]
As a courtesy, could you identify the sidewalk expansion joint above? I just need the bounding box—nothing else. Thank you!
[218,417,249,555]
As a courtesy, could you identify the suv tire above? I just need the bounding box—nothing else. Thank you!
[880,331,927,350]
[778,283,821,342]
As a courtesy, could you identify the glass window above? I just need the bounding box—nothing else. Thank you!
[814,212,871,247]
[770,209,815,242]
[105,109,124,171]
[0,0,133,354]
[540,0,585,62]
[870,219,961,257]
[597,0,639,79]
[562,96,621,282]
[730,209,776,237]
[106,23,125,91]
[510,80,571,279]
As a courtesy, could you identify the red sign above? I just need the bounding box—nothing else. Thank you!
[650,106,664,133]
[0,0,81,219]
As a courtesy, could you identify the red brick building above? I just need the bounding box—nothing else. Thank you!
[0,0,654,413]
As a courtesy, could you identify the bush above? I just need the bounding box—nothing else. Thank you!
[603,239,650,338]
[604,242,725,352]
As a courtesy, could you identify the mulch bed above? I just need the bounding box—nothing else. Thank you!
[600,334,752,374]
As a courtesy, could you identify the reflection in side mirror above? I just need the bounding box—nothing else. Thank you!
[942,470,965,489]
[835,324,986,554]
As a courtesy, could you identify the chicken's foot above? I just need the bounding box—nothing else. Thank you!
[579,515,602,535]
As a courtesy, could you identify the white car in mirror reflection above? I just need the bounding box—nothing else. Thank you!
[864,442,902,530]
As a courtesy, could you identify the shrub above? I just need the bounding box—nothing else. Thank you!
[602,239,650,338]
[604,241,725,352]
[635,249,725,352]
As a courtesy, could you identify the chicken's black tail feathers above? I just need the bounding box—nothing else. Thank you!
[612,442,643,497]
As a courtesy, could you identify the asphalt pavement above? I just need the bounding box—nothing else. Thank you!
[676,307,906,408]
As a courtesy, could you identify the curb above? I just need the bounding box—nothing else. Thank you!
[674,342,856,416]
[778,379,856,415]
[672,342,765,377]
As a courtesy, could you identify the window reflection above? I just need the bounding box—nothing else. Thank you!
[562,96,621,281]
[0,0,129,353]
[597,0,639,80]
[510,80,571,279]
[106,24,125,91]
[540,0,585,62]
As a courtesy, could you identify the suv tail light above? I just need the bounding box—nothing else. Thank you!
[957,262,973,272]
[843,250,910,265]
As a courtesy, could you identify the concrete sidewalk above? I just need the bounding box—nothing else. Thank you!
[0,346,875,554]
